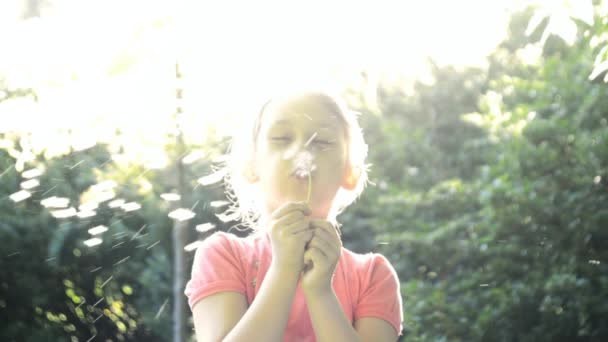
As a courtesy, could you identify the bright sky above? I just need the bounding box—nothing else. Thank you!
[0,0,547,161]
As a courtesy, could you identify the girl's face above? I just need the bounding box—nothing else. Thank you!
[254,99,349,219]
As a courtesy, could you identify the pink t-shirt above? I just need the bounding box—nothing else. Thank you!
[185,231,403,341]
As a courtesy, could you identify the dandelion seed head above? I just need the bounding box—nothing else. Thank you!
[293,151,316,178]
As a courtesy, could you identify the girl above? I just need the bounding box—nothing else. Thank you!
[185,91,403,341]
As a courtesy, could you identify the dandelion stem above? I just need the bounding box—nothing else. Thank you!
[307,172,312,204]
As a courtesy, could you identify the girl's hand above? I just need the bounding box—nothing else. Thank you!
[301,219,342,296]
[268,201,314,276]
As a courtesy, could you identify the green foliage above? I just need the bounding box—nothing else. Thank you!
[344,3,608,341]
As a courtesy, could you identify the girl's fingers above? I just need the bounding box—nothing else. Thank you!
[310,223,341,250]
[307,236,332,257]
[304,246,326,263]
[275,210,306,227]
[284,219,311,235]
[271,201,311,220]
[310,219,341,239]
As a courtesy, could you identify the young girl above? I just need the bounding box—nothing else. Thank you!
[185,91,403,341]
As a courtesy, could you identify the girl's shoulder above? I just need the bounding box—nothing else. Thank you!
[339,247,399,281]
[199,230,269,258]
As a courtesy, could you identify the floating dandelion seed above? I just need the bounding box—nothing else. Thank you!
[196,223,216,233]
[88,225,108,236]
[92,297,105,308]
[85,334,96,342]
[68,160,85,169]
[304,132,318,148]
[130,224,147,240]
[134,233,148,239]
[84,238,103,247]
[160,193,181,201]
[0,165,15,179]
[9,190,31,202]
[114,256,130,266]
[594,176,601,184]
[111,242,125,249]
[89,266,102,273]
[480,283,489,287]
[20,179,40,189]
[40,185,57,197]
[589,260,600,265]
[147,240,161,250]
[92,314,103,323]
[75,297,86,310]
[154,298,169,320]
[168,208,196,221]
[41,196,69,209]
[100,276,113,288]
[191,200,200,210]
[51,207,77,218]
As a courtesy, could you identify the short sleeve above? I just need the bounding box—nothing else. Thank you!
[354,254,403,336]
[184,232,247,311]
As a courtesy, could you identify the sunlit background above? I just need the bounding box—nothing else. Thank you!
[2,0,606,341]
[0,0,522,149]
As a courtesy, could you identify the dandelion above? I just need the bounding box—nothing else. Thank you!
[293,151,316,203]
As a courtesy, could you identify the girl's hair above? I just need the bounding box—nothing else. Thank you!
[218,90,370,232]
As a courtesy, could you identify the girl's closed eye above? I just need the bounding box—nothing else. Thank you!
[313,139,332,145]
[270,136,291,143]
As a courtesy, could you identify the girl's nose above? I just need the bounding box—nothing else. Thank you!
[283,138,313,160]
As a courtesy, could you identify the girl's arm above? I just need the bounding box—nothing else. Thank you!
[192,265,300,342]
[222,265,300,342]
[304,288,362,342]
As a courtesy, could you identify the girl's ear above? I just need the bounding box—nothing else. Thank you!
[342,164,360,190]
[243,160,260,183]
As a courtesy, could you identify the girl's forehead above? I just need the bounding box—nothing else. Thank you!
[262,100,342,128]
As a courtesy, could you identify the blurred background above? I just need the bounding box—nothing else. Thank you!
[1,0,607,341]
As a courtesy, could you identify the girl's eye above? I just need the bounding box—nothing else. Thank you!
[314,139,332,145]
